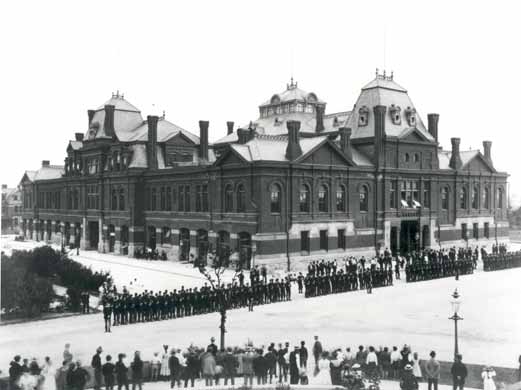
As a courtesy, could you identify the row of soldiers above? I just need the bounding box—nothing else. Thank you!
[404,258,474,282]
[483,251,521,271]
[301,264,394,298]
[101,278,292,332]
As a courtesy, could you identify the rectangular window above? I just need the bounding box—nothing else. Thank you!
[184,185,191,212]
[202,185,208,212]
[390,181,397,209]
[473,223,479,239]
[319,229,328,251]
[300,231,310,254]
[160,187,166,210]
[337,229,346,250]
[484,222,490,239]
[423,182,431,208]
[166,187,172,211]
[178,187,184,212]
[195,185,201,212]
[461,223,468,240]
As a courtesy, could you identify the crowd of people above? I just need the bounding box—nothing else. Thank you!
[483,251,521,271]
[99,272,292,333]
[10,336,507,390]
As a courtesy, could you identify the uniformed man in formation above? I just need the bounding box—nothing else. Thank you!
[483,248,521,271]
[100,275,292,330]
[303,255,393,298]
[403,247,475,283]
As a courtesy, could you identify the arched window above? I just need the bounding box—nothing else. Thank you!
[483,187,490,209]
[237,184,246,212]
[224,185,233,212]
[497,187,504,209]
[270,184,281,213]
[459,187,467,209]
[359,185,368,212]
[336,185,346,212]
[119,188,125,211]
[441,187,449,210]
[318,185,329,212]
[404,153,410,163]
[299,184,310,212]
[472,186,479,209]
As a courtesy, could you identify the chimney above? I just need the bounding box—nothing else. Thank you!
[2,184,7,189]
[427,113,439,142]
[147,115,159,169]
[88,110,95,127]
[285,120,303,160]
[339,127,353,160]
[75,133,84,142]
[449,137,462,170]
[226,121,234,135]
[373,105,387,168]
[237,128,254,144]
[103,105,115,137]
[483,140,492,163]
[42,160,50,167]
[199,120,209,161]
[315,105,325,132]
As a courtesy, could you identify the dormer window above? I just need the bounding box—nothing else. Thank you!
[389,104,402,125]
[305,105,314,113]
[333,117,339,127]
[405,106,417,127]
[276,106,282,114]
[358,106,369,127]
[296,103,304,112]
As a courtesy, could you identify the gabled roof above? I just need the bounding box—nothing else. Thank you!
[438,149,496,172]
[129,117,200,144]
[397,127,432,142]
[21,170,37,183]
[34,165,64,181]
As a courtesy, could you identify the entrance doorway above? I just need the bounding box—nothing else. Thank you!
[390,227,398,255]
[88,221,99,249]
[400,221,419,254]
[196,229,209,266]
[238,232,252,270]
[179,228,190,261]
[108,225,116,252]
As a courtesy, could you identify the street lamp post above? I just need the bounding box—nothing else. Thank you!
[449,289,463,358]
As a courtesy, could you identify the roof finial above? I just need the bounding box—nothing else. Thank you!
[390,71,394,80]
[162,110,166,118]
[376,68,379,77]
[116,90,119,98]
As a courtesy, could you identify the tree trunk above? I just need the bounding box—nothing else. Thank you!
[219,309,226,351]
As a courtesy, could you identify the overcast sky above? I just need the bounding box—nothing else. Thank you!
[1,0,520,206]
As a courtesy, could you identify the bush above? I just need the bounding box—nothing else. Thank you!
[1,257,54,317]
[66,287,82,312]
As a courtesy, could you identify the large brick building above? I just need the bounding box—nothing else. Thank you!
[19,71,509,270]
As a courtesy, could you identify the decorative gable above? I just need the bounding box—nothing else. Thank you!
[463,154,495,173]
[297,141,354,166]
[399,128,432,143]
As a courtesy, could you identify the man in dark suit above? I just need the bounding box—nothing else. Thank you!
[312,336,323,369]
[299,341,308,368]
[289,346,300,385]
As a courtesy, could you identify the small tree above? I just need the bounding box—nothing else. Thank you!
[198,250,241,350]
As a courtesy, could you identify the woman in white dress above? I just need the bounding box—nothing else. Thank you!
[482,366,496,390]
[160,345,170,379]
[309,352,332,386]
[41,357,56,390]
[412,352,422,380]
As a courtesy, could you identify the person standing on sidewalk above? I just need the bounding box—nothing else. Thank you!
[425,351,440,390]
[91,347,103,390]
[451,354,468,390]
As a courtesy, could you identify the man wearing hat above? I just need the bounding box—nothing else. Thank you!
[312,336,323,370]
[207,337,218,356]
[400,364,419,390]
[91,347,103,390]
[450,354,468,390]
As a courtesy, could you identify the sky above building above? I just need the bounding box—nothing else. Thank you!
[1,0,520,206]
